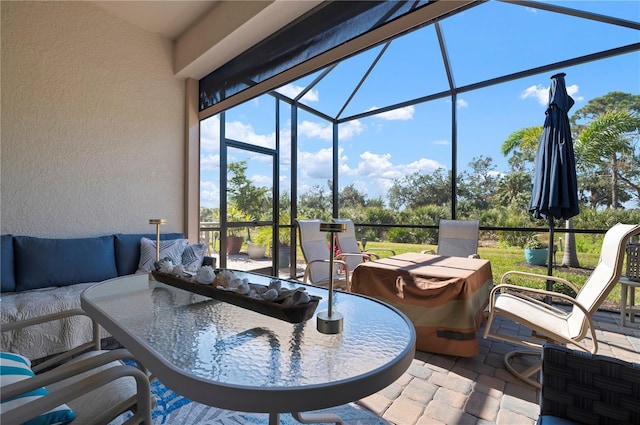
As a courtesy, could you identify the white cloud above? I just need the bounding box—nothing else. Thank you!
[521,83,583,105]
[299,120,332,140]
[521,84,549,105]
[251,174,272,188]
[367,106,415,120]
[200,114,277,151]
[339,120,365,140]
[276,83,319,102]
[334,150,446,198]
[298,119,365,141]
[200,116,220,153]
[457,99,469,108]
[434,139,450,145]
[566,84,584,102]
[200,153,220,171]
[297,147,340,179]
[405,157,444,174]
[226,121,275,147]
[200,180,220,208]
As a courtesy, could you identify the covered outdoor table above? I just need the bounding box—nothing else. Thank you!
[351,252,493,357]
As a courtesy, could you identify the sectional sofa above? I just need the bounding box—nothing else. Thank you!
[1,232,201,360]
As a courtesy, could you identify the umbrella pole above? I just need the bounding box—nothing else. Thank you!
[545,217,555,304]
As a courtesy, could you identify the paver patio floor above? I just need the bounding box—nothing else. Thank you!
[360,309,640,425]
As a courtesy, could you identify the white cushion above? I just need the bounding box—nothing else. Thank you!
[1,351,76,425]
[47,351,138,425]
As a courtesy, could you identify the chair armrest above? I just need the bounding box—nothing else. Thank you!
[337,252,377,261]
[1,348,141,399]
[364,248,396,256]
[487,283,598,353]
[501,270,580,294]
[1,349,152,425]
[1,309,101,372]
[420,249,435,255]
[303,259,351,283]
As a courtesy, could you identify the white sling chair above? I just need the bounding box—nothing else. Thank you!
[296,219,351,291]
[483,223,640,388]
[422,219,480,258]
[332,218,396,273]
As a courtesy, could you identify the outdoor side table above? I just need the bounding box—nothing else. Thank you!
[620,276,640,327]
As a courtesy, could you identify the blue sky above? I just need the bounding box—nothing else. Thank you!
[200,1,640,209]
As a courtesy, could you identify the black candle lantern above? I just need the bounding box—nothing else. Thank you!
[316,222,346,334]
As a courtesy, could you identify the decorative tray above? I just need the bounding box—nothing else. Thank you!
[151,271,321,324]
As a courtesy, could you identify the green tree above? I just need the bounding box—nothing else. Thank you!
[498,127,543,209]
[501,126,543,165]
[227,161,270,220]
[458,156,501,211]
[494,171,532,209]
[575,110,640,208]
[571,91,640,126]
[338,183,367,209]
[227,161,270,240]
[388,168,451,210]
[199,207,219,223]
[298,183,332,219]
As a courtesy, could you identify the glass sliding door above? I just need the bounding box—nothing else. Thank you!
[224,146,276,274]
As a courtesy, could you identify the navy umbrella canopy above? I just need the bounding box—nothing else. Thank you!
[529,73,579,286]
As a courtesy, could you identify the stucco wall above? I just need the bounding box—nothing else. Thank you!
[1,1,185,238]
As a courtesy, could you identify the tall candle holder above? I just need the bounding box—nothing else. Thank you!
[149,219,167,262]
[316,222,346,334]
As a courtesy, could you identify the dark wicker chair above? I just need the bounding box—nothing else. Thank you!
[538,344,640,425]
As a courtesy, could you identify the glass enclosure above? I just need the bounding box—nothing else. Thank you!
[199,1,640,281]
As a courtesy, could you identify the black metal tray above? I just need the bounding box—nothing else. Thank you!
[151,271,320,323]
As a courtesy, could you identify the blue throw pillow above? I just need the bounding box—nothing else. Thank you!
[1,235,16,292]
[1,352,76,424]
[14,235,118,291]
[114,233,185,276]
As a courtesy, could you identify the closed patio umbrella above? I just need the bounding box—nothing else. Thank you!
[529,73,579,292]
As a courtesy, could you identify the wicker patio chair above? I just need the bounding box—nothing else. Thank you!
[538,343,640,425]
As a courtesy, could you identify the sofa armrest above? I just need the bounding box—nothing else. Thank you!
[539,344,640,424]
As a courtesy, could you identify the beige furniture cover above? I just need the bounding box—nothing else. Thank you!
[351,252,492,357]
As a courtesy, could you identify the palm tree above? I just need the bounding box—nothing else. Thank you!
[575,110,640,208]
[501,126,542,164]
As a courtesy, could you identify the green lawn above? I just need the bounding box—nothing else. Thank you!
[219,237,634,308]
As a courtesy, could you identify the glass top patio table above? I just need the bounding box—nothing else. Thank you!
[81,271,416,421]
